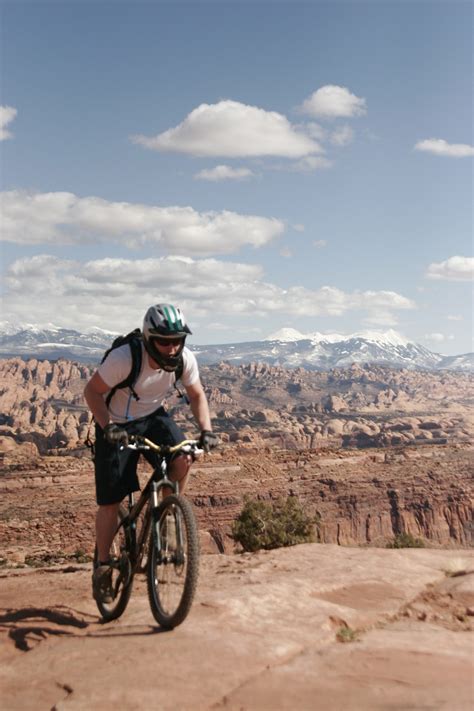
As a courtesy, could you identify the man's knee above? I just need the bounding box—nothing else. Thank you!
[169,453,192,481]
[97,502,120,517]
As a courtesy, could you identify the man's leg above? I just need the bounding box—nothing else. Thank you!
[96,502,121,563]
[93,424,139,603]
[146,410,193,498]
[166,453,193,497]
[94,422,139,561]
[93,503,121,604]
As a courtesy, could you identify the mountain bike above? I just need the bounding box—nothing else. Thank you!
[94,436,202,628]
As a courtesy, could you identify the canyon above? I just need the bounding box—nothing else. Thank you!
[1,356,472,710]
[0,357,472,559]
[0,357,472,454]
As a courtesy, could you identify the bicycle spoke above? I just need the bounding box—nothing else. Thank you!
[147,494,199,629]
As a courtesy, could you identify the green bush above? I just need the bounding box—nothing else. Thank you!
[386,532,426,549]
[24,548,93,567]
[336,625,359,643]
[232,495,315,552]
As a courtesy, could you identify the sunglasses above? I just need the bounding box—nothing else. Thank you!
[151,335,185,347]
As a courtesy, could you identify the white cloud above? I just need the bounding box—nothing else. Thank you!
[0,190,284,255]
[447,314,463,321]
[363,311,400,327]
[291,156,333,172]
[330,125,354,146]
[0,105,17,140]
[424,333,447,343]
[313,240,327,248]
[300,85,367,119]
[305,122,328,141]
[3,255,415,333]
[194,165,254,182]
[414,138,474,158]
[279,247,292,258]
[355,290,414,310]
[426,256,474,281]
[131,100,320,158]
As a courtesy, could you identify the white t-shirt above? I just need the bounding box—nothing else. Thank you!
[98,342,199,422]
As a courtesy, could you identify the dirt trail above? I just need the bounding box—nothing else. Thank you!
[1,544,473,710]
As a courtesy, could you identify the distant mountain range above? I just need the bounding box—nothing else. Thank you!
[0,322,472,371]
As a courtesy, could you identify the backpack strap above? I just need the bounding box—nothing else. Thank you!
[173,354,189,404]
[175,355,184,383]
[105,334,143,408]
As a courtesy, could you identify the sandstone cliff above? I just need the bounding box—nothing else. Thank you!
[1,444,472,562]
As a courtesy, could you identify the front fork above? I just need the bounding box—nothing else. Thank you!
[150,481,183,563]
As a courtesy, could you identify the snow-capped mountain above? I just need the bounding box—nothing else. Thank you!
[0,323,471,371]
[265,327,347,344]
[195,331,444,370]
[265,327,411,348]
[0,323,114,360]
[261,327,474,370]
[434,352,474,371]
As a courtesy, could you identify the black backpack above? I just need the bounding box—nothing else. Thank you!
[101,329,185,407]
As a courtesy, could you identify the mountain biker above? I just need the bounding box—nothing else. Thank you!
[84,303,218,604]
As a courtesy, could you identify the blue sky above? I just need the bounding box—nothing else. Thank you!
[1,0,472,354]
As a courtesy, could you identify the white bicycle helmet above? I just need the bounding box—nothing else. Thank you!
[142,303,191,371]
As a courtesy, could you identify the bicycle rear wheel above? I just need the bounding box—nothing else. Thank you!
[147,494,199,629]
[94,505,134,622]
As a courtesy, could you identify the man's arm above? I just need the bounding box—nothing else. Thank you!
[84,372,112,429]
[184,379,212,433]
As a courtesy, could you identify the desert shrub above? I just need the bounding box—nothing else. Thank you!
[24,548,92,567]
[336,625,359,643]
[71,547,92,563]
[386,532,426,549]
[232,495,315,552]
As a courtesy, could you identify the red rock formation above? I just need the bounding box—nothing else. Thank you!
[1,357,472,454]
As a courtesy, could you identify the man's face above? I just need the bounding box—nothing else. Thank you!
[151,335,185,357]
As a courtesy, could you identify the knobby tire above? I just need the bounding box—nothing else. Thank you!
[147,494,200,629]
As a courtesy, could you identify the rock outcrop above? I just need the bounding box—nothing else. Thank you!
[0,357,472,559]
[0,357,472,454]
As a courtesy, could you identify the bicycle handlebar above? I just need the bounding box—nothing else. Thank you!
[126,435,203,456]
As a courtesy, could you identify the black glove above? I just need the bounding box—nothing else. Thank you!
[199,430,219,453]
[103,423,129,447]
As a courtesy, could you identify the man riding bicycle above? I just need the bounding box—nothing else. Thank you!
[84,303,218,604]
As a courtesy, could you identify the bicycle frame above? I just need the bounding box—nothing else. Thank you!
[95,436,202,625]
[115,438,198,573]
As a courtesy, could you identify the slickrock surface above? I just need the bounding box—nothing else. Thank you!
[1,546,473,710]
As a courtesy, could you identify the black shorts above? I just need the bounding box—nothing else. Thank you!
[94,407,186,506]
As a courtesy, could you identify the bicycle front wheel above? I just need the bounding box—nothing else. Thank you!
[94,505,134,622]
[147,494,200,629]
